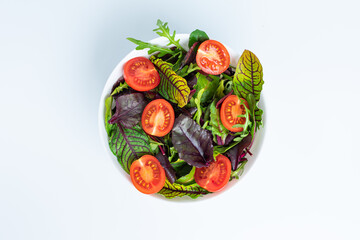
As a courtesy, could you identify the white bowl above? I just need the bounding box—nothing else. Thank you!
[98,34,265,201]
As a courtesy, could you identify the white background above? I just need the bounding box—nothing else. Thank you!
[1,0,359,239]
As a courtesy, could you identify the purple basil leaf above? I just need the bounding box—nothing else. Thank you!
[216,90,234,109]
[156,152,176,184]
[108,93,147,128]
[172,115,214,167]
[226,134,252,171]
[179,42,199,69]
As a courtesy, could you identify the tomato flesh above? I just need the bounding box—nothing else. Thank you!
[123,57,160,91]
[196,40,230,75]
[194,154,231,192]
[141,99,175,137]
[220,95,250,132]
[130,155,166,194]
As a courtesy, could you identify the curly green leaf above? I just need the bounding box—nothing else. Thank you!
[127,37,175,57]
[154,19,185,52]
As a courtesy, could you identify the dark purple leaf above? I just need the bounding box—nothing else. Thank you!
[108,93,147,128]
[217,135,224,145]
[186,73,198,89]
[172,115,214,167]
[179,42,199,69]
[224,134,236,145]
[217,134,235,146]
[223,67,235,76]
[226,134,252,171]
[216,90,234,109]
[156,152,176,184]
[177,107,196,118]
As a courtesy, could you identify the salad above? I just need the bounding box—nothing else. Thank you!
[104,20,264,199]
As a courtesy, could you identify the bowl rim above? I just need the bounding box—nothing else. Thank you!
[97,34,266,201]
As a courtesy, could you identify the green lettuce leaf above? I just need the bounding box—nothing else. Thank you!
[108,124,152,174]
[209,100,229,143]
[188,29,209,48]
[111,82,129,96]
[193,88,205,125]
[150,56,190,107]
[158,180,209,199]
[233,50,264,127]
[104,96,113,133]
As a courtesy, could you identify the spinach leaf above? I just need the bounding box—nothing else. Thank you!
[233,50,264,128]
[150,56,190,107]
[108,93,147,128]
[194,73,220,104]
[154,19,185,52]
[188,29,209,48]
[171,159,193,178]
[158,180,209,199]
[176,167,196,185]
[172,115,214,167]
[108,124,152,173]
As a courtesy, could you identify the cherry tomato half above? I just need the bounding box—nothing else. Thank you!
[123,57,160,91]
[141,99,175,137]
[130,155,166,194]
[196,40,230,75]
[220,95,250,132]
[194,154,231,192]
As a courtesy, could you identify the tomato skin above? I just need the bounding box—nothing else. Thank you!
[123,57,160,91]
[196,40,230,75]
[141,99,175,137]
[130,155,166,194]
[194,154,231,192]
[220,95,250,132]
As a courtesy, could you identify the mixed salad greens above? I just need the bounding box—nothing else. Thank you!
[104,20,264,199]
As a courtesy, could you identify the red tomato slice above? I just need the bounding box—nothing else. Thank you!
[123,57,160,91]
[220,95,250,132]
[194,154,231,192]
[196,40,230,75]
[130,155,166,194]
[141,99,175,137]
